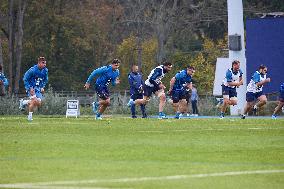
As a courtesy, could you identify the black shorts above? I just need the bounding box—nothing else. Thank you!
[143,84,160,97]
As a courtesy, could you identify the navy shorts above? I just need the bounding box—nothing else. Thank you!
[130,93,143,101]
[95,85,110,100]
[171,90,187,103]
[143,84,160,97]
[222,85,237,98]
[246,91,263,102]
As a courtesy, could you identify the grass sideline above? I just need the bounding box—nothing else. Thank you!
[0,116,284,189]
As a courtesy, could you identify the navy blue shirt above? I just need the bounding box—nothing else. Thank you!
[128,72,144,95]
[173,69,192,91]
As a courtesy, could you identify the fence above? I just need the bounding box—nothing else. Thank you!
[0,89,280,116]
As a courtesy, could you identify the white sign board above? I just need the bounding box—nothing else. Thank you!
[213,58,230,96]
[66,100,80,118]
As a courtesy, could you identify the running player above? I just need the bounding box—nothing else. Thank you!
[241,65,270,119]
[84,59,120,120]
[128,61,172,119]
[219,60,243,119]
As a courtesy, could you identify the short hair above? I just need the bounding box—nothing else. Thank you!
[259,64,267,70]
[187,66,195,70]
[232,60,240,67]
[112,58,121,64]
[38,56,46,62]
[163,61,172,67]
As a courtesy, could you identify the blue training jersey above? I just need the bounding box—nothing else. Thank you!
[173,69,192,91]
[23,64,48,91]
[86,65,120,87]
[0,72,9,87]
[247,71,267,93]
[128,72,144,95]
[222,68,243,88]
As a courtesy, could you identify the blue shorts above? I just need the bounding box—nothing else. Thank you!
[143,84,160,97]
[222,85,237,98]
[27,88,43,100]
[246,91,263,102]
[171,90,187,103]
[95,85,109,100]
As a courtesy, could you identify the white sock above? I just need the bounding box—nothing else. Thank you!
[29,112,33,116]
[23,100,30,105]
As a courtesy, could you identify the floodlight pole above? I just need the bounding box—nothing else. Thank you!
[228,0,247,115]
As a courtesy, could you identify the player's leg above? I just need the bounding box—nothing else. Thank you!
[171,90,180,115]
[156,89,167,119]
[137,94,147,118]
[254,93,267,112]
[130,94,137,118]
[241,92,255,119]
[272,96,284,119]
[220,85,230,118]
[129,85,151,106]
[95,87,110,119]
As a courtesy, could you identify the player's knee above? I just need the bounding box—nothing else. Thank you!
[105,99,111,106]
[160,93,166,102]
[230,97,238,105]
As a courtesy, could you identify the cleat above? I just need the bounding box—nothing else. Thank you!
[92,102,99,113]
[272,115,277,119]
[131,115,137,119]
[127,99,134,107]
[95,113,102,120]
[158,112,168,119]
[174,112,181,119]
[142,113,147,118]
[219,112,224,119]
[27,115,33,121]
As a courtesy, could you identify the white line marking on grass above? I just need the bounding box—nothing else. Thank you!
[0,185,113,189]
[1,169,283,188]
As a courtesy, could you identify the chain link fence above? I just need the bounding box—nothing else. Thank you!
[0,89,280,116]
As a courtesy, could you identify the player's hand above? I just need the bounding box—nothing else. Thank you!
[84,83,90,90]
[266,78,271,83]
[239,80,243,85]
[115,78,120,84]
[30,88,35,96]
[167,90,172,96]
[41,88,45,93]
[0,80,3,84]
[159,83,166,90]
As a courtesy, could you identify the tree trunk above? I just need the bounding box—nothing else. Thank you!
[8,0,15,94]
[0,39,3,73]
[14,0,27,94]
[136,20,143,71]
[156,23,166,65]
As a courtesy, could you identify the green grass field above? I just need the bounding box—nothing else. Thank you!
[0,116,284,189]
